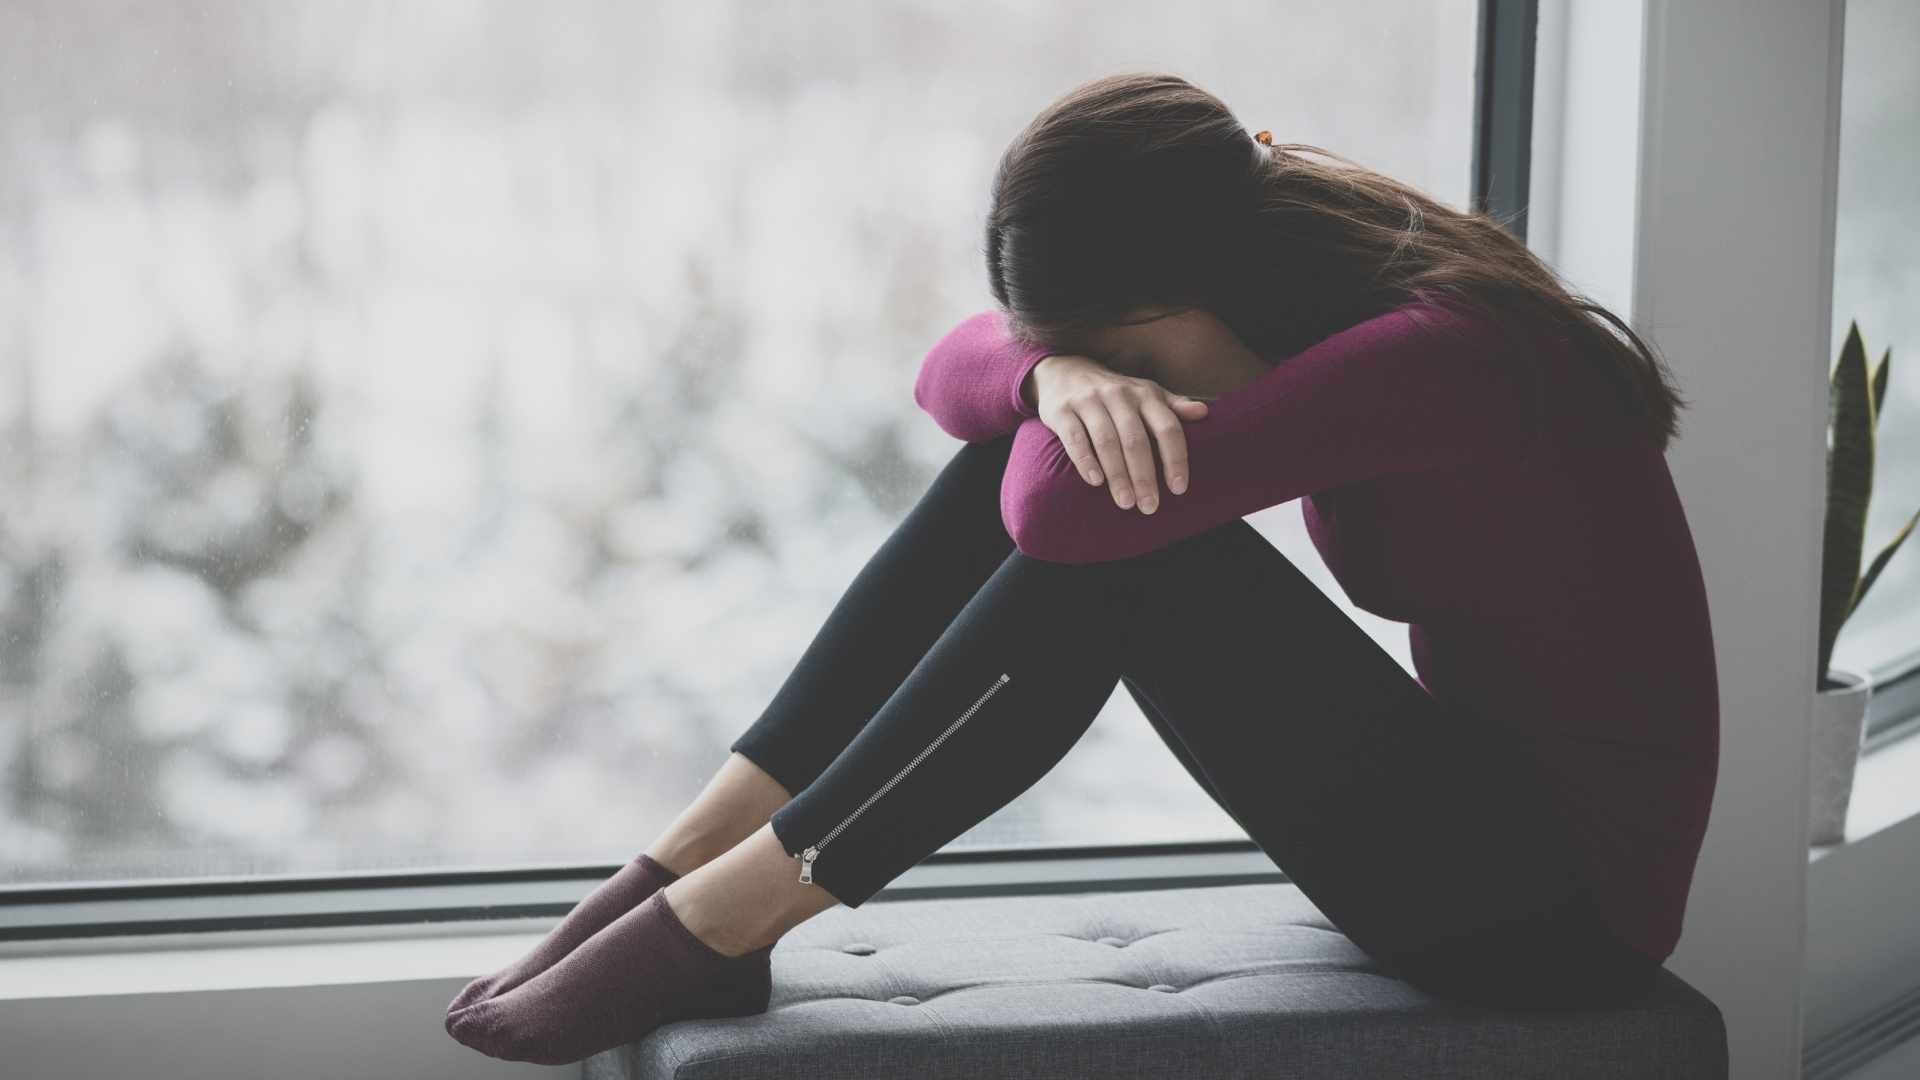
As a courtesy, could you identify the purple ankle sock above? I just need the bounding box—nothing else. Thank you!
[445,889,775,1066]
[445,852,679,1015]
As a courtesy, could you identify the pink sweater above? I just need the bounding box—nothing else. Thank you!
[913,299,1720,963]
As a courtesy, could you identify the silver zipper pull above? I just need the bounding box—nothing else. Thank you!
[798,845,819,884]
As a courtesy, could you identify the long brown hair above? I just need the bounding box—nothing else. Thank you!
[984,72,1686,449]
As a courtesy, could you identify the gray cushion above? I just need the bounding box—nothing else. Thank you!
[583,881,1727,1080]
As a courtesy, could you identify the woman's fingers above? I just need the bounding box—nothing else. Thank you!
[1075,403,1136,509]
[1139,395,1191,497]
[1103,397,1162,513]
[1054,412,1104,485]
[1033,356,1211,514]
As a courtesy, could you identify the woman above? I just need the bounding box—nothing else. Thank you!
[445,71,1720,1066]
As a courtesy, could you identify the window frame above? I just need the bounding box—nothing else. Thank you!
[0,0,1529,943]
[1863,648,1920,750]
[1473,0,1538,240]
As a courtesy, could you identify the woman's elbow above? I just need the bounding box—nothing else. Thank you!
[1001,480,1133,564]
[999,480,1071,562]
[1004,512,1071,562]
[911,366,954,433]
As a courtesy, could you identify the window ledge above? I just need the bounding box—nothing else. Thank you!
[1804,722,1920,1047]
[0,844,1281,1000]
[0,921,547,1001]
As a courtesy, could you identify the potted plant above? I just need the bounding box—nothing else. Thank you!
[1811,321,1918,845]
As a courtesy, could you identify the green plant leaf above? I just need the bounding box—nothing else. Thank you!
[1871,346,1890,428]
[1819,320,1874,685]
[1850,506,1920,621]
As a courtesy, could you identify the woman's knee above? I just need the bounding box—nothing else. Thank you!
[1074,518,1303,617]
[903,435,1020,546]
[946,432,1017,481]
[928,435,1016,506]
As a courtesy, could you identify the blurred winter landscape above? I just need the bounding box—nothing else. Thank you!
[0,1,1481,885]
[1828,0,1920,679]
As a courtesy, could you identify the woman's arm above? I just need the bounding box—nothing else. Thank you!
[1000,298,1545,563]
[912,310,1056,442]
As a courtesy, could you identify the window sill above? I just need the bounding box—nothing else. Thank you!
[1803,720,1920,1050]
[0,843,1281,1000]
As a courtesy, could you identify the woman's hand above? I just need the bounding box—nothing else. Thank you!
[1028,354,1211,514]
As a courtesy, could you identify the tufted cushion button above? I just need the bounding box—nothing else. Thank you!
[1147,984,1178,993]
[1095,936,1127,947]
[888,995,921,1006]
[842,942,878,955]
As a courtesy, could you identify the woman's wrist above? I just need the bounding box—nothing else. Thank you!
[1019,354,1058,412]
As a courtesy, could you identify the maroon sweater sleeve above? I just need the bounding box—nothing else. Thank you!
[987,299,1542,563]
[913,309,1056,441]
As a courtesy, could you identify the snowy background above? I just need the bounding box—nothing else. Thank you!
[0,0,1666,887]
[1827,0,1920,679]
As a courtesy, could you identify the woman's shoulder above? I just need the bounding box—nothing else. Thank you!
[1393,291,1558,359]
[1388,291,1671,452]
[1389,291,1615,403]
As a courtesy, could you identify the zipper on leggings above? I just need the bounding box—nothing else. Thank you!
[797,671,1012,885]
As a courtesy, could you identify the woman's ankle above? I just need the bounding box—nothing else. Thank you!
[645,821,758,879]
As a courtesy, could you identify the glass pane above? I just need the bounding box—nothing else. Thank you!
[1828,0,1920,679]
[0,0,1478,886]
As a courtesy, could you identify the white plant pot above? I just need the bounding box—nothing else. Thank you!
[1808,668,1872,846]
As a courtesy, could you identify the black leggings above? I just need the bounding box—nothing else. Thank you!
[729,434,1660,1010]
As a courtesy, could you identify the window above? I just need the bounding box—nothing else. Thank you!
[1827,0,1920,738]
[0,1,1481,891]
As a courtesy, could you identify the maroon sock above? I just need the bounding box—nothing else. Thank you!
[445,852,679,1015]
[445,889,775,1066]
